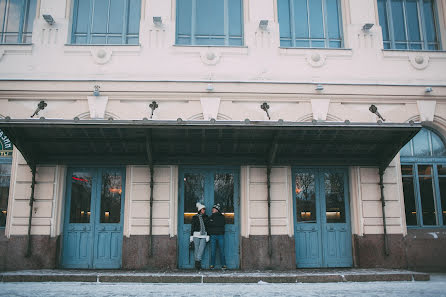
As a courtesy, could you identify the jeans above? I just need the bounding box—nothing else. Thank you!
[193,237,207,261]
[210,235,226,266]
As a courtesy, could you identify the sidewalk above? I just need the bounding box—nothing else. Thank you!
[0,269,430,283]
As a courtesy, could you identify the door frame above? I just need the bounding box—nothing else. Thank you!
[61,166,126,269]
[291,166,353,268]
[177,165,241,269]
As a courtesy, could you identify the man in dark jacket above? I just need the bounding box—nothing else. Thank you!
[207,203,226,269]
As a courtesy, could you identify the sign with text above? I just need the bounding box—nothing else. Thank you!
[0,129,12,157]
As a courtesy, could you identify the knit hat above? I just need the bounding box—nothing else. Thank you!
[212,203,221,212]
[196,202,206,212]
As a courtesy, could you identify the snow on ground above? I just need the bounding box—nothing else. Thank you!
[0,274,445,297]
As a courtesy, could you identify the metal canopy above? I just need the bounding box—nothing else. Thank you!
[0,118,421,168]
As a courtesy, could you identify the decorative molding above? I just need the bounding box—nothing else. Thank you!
[200,97,221,120]
[417,100,436,122]
[311,99,330,121]
[306,52,326,67]
[87,96,109,119]
[279,48,353,68]
[91,48,113,65]
[409,55,429,70]
[200,50,221,65]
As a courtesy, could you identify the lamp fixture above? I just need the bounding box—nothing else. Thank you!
[149,101,158,119]
[31,101,48,118]
[369,104,386,122]
[206,84,214,92]
[260,102,271,120]
[42,14,55,25]
[425,87,433,93]
[153,16,162,27]
[93,85,100,96]
[362,23,374,31]
[259,20,269,30]
[315,84,324,91]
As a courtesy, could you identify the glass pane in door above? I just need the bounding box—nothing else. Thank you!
[0,163,11,227]
[418,165,437,225]
[295,173,316,222]
[69,172,92,223]
[100,172,123,223]
[184,174,205,224]
[324,172,345,223]
[214,173,235,224]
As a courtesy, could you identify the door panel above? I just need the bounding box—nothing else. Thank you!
[293,168,352,268]
[178,167,240,269]
[62,168,125,269]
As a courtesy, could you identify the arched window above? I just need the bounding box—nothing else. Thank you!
[400,128,446,227]
[0,129,12,228]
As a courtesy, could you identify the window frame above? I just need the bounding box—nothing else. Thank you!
[0,157,12,230]
[277,0,344,49]
[0,0,36,44]
[378,0,442,51]
[70,0,141,45]
[175,0,245,47]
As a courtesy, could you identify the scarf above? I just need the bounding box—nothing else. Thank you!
[198,214,206,235]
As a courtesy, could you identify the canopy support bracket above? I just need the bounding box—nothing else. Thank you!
[379,167,390,257]
[25,164,36,258]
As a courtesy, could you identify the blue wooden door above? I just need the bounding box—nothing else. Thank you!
[293,168,352,268]
[178,167,240,269]
[62,168,125,269]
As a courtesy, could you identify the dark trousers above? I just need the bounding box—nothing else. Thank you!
[210,235,226,266]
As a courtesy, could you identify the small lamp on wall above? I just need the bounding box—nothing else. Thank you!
[42,14,55,25]
[153,16,162,27]
[259,20,269,30]
[362,23,374,32]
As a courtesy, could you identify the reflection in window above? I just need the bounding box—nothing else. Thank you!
[295,173,316,222]
[100,172,122,223]
[184,174,205,224]
[214,173,235,224]
[0,0,37,44]
[324,172,345,223]
[418,165,437,225]
[71,0,141,44]
[69,173,92,223]
[401,165,417,226]
[0,163,11,227]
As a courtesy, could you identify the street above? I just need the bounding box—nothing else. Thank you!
[0,274,445,297]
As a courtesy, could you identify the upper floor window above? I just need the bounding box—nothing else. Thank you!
[71,0,141,45]
[0,0,36,44]
[277,0,343,48]
[400,128,446,227]
[0,129,12,228]
[378,0,441,50]
[176,0,243,46]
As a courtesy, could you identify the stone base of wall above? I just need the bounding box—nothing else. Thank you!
[122,235,177,270]
[0,234,58,271]
[405,229,446,272]
[353,234,406,268]
[241,235,295,270]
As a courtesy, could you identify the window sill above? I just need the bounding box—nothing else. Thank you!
[64,45,142,65]
[173,44,247,48]
[65,44,141,47]
[279,46,351,51]
[0,44,33,55]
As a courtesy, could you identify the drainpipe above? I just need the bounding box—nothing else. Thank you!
[25,165,36,258]
[266,165,272,258]
[149,164,154,258]
[379,168,390,256]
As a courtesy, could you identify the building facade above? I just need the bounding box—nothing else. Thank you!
[0,0,445,271]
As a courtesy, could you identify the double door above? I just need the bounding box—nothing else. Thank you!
[178,167,240,269]
[62,167,125,269]
[293,168,352,268]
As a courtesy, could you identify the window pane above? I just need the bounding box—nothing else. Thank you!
[418,165,437,225]
[278,0,292,39]
[400,140,412,157]
[437,165,446,176]
[228,0,242,37]
[294,0,309,38]
[92,0,108,34]
[402,176,417,225]
[184,174,204,224]
[326,0,340,39]
[423,0,437,43]
[196,0,224,36]
[109,0,124,34]
[0,163,11,228]
[406,0,421,42]
[24,0,36,34]
[439,176,446,225]
[74,0,90,34]
[0,1,5,34]
[413,129,430,157]
[401,164,413,175]
[391,0,407,42]
[295,173,316,222]
[324,172,345,223]
[100,171,122,223]
[308,0,324,38]
[214,173,234,224]
[177,0,192,37]
[127,0,141,35]
[431,132,446,156]
[69,173,92,223]
[378,0,389,41]
[5,0,23,35]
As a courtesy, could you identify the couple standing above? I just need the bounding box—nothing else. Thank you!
[190,202,226,270]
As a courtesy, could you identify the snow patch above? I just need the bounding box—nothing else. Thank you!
[428,232,438,239]
[258,280,268,284]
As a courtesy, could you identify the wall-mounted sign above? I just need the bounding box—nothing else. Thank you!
[0,129,12,157]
